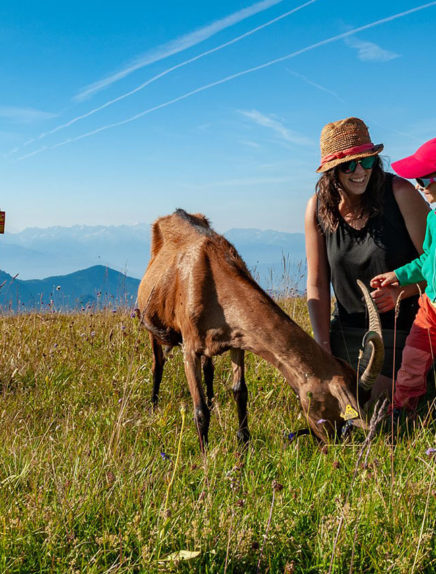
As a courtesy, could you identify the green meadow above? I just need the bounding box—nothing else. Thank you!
[0,299,434,573]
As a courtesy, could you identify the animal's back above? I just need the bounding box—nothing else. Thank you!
[142,209,249,290]
[137,209,253,347]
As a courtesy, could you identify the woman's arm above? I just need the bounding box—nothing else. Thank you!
[369,176,429,312]
[392,175,429,253]
[305,195,332,352]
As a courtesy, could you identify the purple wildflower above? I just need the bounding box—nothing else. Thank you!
[160,451,171,461]
[426,448,436,457]
[287,432,296,443]
[317,419,327,425]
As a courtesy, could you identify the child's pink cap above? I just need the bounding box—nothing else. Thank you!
[391,138,436,178]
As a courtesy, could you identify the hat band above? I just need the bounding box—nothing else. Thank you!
[320,143,376,166]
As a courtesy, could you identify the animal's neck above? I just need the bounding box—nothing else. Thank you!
[231,289,336,390]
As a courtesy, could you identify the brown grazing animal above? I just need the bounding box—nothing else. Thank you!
[137,209,384,448]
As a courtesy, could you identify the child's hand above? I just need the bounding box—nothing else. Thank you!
[370,271,399,288]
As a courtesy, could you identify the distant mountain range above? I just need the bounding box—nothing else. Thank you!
[0,265,139,311]
[0,222,307,309]
[1,224,151,280]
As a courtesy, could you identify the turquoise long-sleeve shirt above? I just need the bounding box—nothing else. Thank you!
[395,210,436,301]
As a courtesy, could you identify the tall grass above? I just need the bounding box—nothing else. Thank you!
[0,302,434,573]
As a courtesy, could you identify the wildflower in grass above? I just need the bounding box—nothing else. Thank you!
[161,451,170,461]
[317,419,327,425]
[284,561,296,574]
[272,480,283,492]
[131,309,138,318]
[287,432,296,442]
[426,448,436,457]
[90,331,95,337]
[112,309,117,313]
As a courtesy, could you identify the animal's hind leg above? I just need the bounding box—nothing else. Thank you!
[150,334,165,408]
[202,356,214,408]
[231,349,250,444]
[184,348,210,451]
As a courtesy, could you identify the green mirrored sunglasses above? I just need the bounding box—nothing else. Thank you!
[339,155,377,174]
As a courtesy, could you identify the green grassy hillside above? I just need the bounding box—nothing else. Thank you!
[0,301,434,573]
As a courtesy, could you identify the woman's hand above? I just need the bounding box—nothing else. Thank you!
[370,284,403,313]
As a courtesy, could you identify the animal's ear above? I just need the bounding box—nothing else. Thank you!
[150,220,163,257]
[191,213,210,228]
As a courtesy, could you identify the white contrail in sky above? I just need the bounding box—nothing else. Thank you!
[18,0,316,149]
[75,0,286,101]
[17,1,436,160]
[239,109,313,145]
[284,67,345,102]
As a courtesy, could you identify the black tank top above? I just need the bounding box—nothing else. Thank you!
[317,173,419,330]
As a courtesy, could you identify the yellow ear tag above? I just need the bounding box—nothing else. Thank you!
[341,404,359,421]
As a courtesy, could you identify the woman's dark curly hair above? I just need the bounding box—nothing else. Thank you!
[316,156,385,232]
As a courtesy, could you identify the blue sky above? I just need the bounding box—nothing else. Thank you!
[2,0,436,233]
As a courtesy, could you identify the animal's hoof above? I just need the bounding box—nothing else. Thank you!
[236,429,250,444]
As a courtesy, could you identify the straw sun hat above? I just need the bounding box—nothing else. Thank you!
[316,117,383,173]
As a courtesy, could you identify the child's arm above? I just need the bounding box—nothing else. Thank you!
[371,224,430,291]
[370,271,399,288]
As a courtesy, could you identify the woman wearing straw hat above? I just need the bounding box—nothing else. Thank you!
[305,117,429,396]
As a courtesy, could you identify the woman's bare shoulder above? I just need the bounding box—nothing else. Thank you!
[391,174,429,210]
[305,193,317,214]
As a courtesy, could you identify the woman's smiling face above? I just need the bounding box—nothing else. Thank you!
[337,160,373,198]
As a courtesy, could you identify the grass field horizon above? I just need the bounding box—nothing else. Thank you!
[0,294,434,572]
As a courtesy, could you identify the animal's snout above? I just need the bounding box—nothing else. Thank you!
[341,419,355,438]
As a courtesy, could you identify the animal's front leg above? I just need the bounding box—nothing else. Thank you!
[183,348,210,451]
[202,356,214,408]
[150,334,166,408]
[231,349,250,444]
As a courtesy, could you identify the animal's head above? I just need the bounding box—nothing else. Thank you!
[300,280,384,441]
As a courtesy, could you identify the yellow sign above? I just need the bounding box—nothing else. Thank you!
[341,404,359,421]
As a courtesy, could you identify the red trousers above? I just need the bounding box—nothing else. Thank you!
[394,293,436,409]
